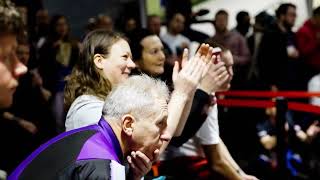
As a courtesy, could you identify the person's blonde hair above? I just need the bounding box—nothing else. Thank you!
[64,29,123,111]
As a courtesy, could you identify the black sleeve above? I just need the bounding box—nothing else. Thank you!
[169,89,211,147]
[59,159,112,180]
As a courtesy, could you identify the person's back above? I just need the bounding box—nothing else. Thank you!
[9,118,125,180]
[65,95,104,131]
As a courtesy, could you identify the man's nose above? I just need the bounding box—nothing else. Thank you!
[160,130,171,142]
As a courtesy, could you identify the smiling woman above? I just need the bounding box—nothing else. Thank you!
[64,30,134,110]
[64,29,137,130]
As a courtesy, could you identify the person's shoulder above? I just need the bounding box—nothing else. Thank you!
[160,32,171,40]
[70,95,104,109]
[308,74,320,88]
[177,34,190,42]
[65,95,104,130]
[298,19,313,32]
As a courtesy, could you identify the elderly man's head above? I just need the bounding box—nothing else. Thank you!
[102,75,170,161]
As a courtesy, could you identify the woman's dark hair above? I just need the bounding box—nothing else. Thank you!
[127,28,153,61]
[64,29,124,110]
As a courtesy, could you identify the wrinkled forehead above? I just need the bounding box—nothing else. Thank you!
[155,97,168,114]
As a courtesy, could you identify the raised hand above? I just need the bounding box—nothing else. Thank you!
[198,58,230,94]
[172,50,207,98]
[127,149,159,180]
[306,121,320,141]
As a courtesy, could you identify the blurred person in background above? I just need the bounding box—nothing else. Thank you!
[234,11,252,38]
[146,15,173,63]
[96,14,113,33]
[147,15,162,36]
[32,9,50,50]
[161,12,190,63]
[207,10,250,90]
[296,6,320,81]
[38,14,79,133]
[257,3,301,90]
[247,11,275,88]
[164,0,209,42]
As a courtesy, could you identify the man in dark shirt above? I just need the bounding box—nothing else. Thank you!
[9,75,171,180]
[257,3,299,90]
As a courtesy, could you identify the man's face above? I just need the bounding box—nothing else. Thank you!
[125,18,137,32]
[55,17,68,38]
[218,50,234,91]
[283,7,296,29]
[97,16,113,32]
[214,14,228,33]
[36,9,49,25]
[138,35,165,77]
[148,16,161,35]
[0,35,27,108]
[16,44,30,65]
[169,13,185,34]
[130,98,170,161]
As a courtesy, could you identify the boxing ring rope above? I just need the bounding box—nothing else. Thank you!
[152,91,320,178]
[216,90,320,114]
[216,90,320,178]
[217,91,320,99]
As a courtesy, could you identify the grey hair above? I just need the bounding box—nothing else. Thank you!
[102,74,170,121]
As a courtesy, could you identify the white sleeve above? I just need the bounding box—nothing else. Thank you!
[65,96,104,131]
[308,75,320,106]
[196,104,220,145]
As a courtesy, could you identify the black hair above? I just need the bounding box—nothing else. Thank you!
[275,3,296,18]
[215,9,228,18]
[313,6,320,17]
[236,11,249,24]
[127,29,153,61]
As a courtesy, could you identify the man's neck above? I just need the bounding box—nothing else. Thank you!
[216,29,228,36]
[168,29,178,36]
[106,119,128,157]
[277,20,288,33]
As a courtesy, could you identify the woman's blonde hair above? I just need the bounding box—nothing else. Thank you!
[64,29,123,111]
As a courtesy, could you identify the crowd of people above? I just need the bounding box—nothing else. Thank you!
[0,0,319,179]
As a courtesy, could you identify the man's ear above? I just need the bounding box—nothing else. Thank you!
[121,114,136,136]
[93,54,104,70]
